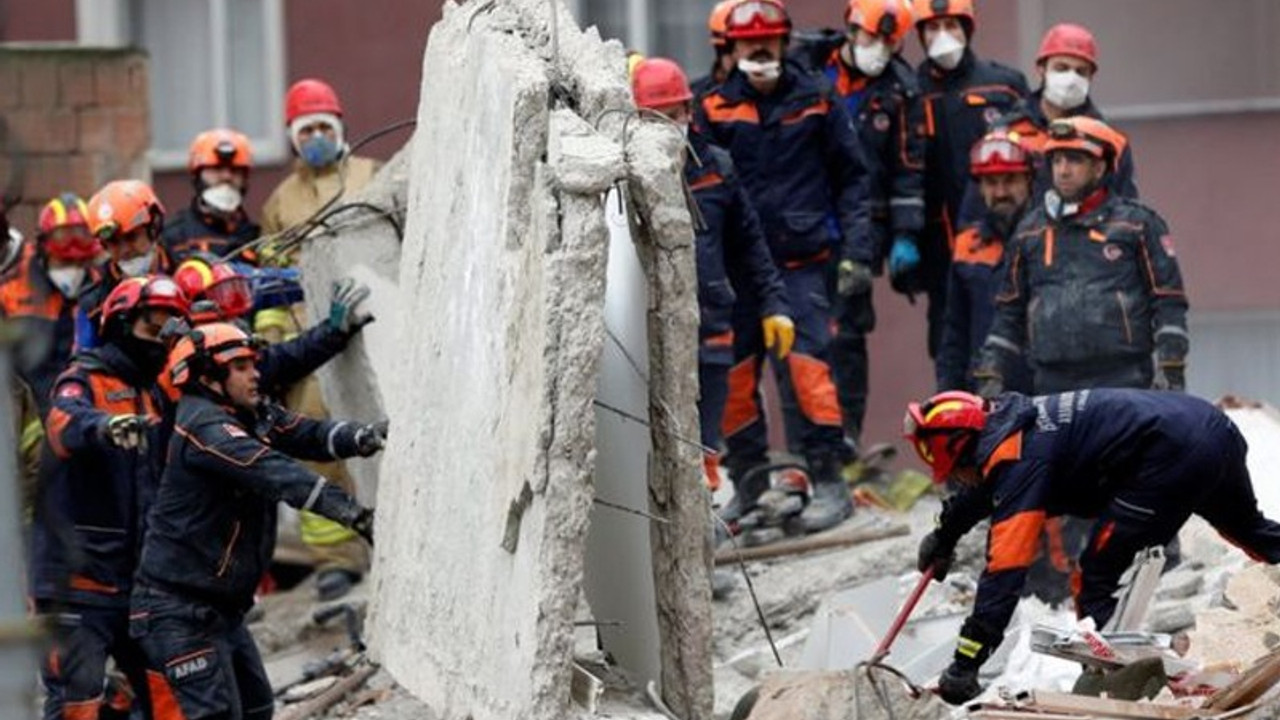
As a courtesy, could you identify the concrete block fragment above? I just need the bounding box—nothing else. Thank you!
[1156,569,1205,602]
[547,109,625,194]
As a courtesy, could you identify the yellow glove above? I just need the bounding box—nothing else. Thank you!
[762,315,795,359]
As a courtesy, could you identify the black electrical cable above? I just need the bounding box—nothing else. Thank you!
[711,511,784,668]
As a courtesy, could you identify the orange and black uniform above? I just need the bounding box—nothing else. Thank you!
[917,49,1027,357]
[935,389,1280,670]
[696,60,871,474]
[977,191,1188,393]
[30,344,165,720]
[132,392,366,719]
[161,201,260,264]
[0,243,79,415]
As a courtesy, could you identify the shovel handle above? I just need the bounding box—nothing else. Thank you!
[869,565,935,664]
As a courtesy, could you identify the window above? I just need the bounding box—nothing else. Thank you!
[77,0,286,169]
[1021,0,1280,119]
[1187,311,1280,406]
[576,0,715,75]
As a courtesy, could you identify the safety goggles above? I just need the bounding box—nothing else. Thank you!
[971,137,1025,165]
[207,274,254,319]
[728,1,786,28]
[44,230,100,260]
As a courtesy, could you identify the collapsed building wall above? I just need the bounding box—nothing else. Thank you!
[341,1,713,718]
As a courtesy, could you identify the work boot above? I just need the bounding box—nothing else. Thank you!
[716,460,771,528]
[316,569,362,601]
[794,454,854,534]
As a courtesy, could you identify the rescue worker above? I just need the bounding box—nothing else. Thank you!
[935,131,1032,393]
[906,389,1280,703]
[912,0,1027,361]
[975,117,1189,395]
[794,0,925,443]
[31,274,190,720]
[77,180,176,350]
[260,78,382,598]
[173,256,374,402]
[957,23,1138,223]
[697,0,872,533]
[691,0,745,98]
[162,128,261,263]
[131,322,381,720]
[0,194,101,415]
[631,57,792,489]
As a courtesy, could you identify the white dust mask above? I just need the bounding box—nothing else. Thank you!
[737,57,781,82]
[47,266,86,297]
[854,39,891,77]
[1043,69,1090,110]
[927,31,966,70]
[118,249,155,277]
[201,183,243,214]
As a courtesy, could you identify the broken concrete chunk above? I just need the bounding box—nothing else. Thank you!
[1146,601,1197,634]
[736,669,948,720]
[547,108,625,195]
[1155,568,1205,602]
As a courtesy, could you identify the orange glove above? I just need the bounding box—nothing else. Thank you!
[762,314,795,359]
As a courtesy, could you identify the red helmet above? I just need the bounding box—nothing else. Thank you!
[100,275,190,332]
[188,128,253,172]
[903,391,987,483]
[912,0,974,35]
[724,0,791,40]
[970,130,1031,177]
[87,180,165,243]
[632,58,694,110]
[37,193,101,262]
[1044,116,1127,172]
[166,322,259,388]
[174,258,254,322]
[1036,23,1097,69]
[709,0,743,47]
[846,0,914,46]
[285,79,343,125]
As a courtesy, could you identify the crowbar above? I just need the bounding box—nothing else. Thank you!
[868,566,935,665]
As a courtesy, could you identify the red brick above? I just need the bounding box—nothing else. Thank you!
[8,204,38,238]
[58,59,97,109]
[8,109,78,154]
[95,55,148,110]
[0,59,21,109]
[113,109,150,158]
[19,57,60,109]
[22,155,72,202]
[66,154,108,197]
[77,108,114,153]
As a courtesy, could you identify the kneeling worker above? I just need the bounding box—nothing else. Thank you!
[131,322,384,719]
[905,389,1280,704]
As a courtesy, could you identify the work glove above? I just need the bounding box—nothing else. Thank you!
[1161,365,1186,392]
[105,414,149,450]
[352,507,375,546]
[888,235,921,282]
[328,278,374,335]
[917,529,956,581]
[937,662,982,705]
[836,259,873,298]
[761,315,795,359]
[353,420,389,457]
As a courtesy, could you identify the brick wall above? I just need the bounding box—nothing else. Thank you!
[0,44,150,235]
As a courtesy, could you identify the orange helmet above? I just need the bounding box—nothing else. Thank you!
[188,128,252,172]
[174,257,254,322]
[37,193,101,261]
[166,322,259,388]
[1044,116,1127,172]
[724,0,791,41]
[903,391,987,483]
[846,0,914,46]
[87,180,165,243]
[632,58,694,110]
[1036,23,1097,69]
[100,275,190,332]
[970,130,1031,177]
[912,0,974,35]
[285,79,342,125]
[709,0,743,47]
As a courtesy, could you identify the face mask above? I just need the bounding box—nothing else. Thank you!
[119,333,169,379]
[853,40,891,77]
[737,58,781,83]
[1043,69,1090,110]
[117,249,155,278]
[47,266,86,297]
[927,31,966,70]
[201,183,243,214]
[299,134,341,168]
